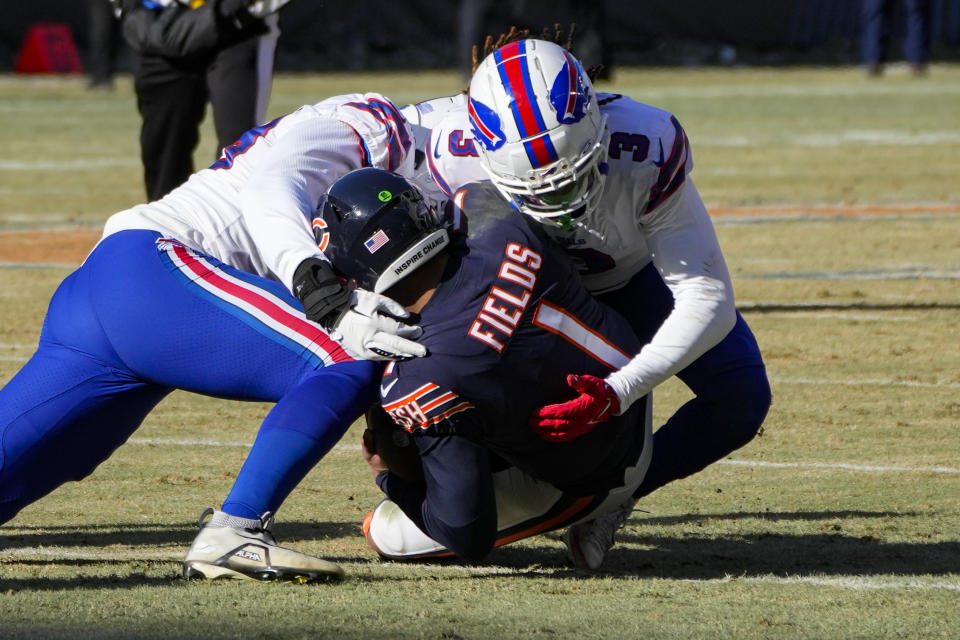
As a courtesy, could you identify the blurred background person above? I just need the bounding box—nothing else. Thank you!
[118,0,289,201]
[861,0,932,75]
[85,0,122,90]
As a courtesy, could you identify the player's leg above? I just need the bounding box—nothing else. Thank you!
[180,362,378,583]
[363,467,601,561]
[902,0,931,70]
[206,37,260,158]
[365,399,653,565]
[89,231,359,400]
[220,360,379,519]
[82,231,376,581]
[0,261,172,525]
[132,53,206,200]
[0,350,169,524]
[860,0,894,72]
[179,360,378,583]
[596,262,771,499]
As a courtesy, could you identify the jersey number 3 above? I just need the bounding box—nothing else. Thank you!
[608,132,650,162]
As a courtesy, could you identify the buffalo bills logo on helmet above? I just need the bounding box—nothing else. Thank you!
[549,51,590,125]
[468,96,506,151]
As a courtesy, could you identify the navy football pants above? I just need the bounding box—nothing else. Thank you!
[596,262,771,498]
[0,230,378,524]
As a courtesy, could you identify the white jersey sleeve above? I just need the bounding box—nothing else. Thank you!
[102,93,415,290]
[398,94,468,206]
[240,94,417,288]
[604,177,737,412]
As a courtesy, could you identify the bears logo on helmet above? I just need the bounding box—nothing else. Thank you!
[312,217,330,252]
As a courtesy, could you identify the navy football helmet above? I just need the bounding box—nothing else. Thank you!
[315,168,449,294]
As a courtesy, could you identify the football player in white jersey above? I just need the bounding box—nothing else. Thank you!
[0,93,426,582]
[422,38,771,566]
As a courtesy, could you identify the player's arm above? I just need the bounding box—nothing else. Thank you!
[532,119,735,437]
[239,114,364,290]
[374,434,497,562]
[371,373,498,561]
[423,107,489,199]
[605,178,736,411]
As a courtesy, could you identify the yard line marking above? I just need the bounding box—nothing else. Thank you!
[375,564,960,591]
[697,130,960,147]
[711,575,960,592]
[638,82,960,100]
[744,312,919,321]
[2,547,184,561]
[124,438,959,474]
[740,300,960,312]
[128,437,362,451]
[771,376,960,389]
[129,437,253,448]
[0,261,76,270]
[0,158,139,171]
[718,459,960,474]
[5,546,958,593]
[738,266,960,280]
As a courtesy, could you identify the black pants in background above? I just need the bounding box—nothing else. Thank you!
[132,37,260,202]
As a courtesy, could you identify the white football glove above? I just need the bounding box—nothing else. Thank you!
[330,289,426,361]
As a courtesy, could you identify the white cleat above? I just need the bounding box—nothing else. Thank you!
[563,498,637,570]
[183,508,344,583]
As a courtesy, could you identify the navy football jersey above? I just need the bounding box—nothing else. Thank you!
[379,181,647,494]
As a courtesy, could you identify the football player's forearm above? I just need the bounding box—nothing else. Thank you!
[606,283,735,412]
[609,180,736,411]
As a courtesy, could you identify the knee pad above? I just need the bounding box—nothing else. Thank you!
[363,499,453,561]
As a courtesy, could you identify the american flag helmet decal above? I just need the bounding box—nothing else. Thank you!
[364,229,390,253]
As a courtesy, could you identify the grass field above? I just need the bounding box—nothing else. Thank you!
[1,65,959,639]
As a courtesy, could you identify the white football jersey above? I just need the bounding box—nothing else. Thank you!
[102,93,416,290]
[425,92,736,409]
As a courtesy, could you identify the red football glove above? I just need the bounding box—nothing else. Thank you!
[529,374,621,442]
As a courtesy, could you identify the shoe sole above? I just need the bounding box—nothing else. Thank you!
[183,560,343,583]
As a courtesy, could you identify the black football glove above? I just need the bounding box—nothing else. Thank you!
[292,258,351,330]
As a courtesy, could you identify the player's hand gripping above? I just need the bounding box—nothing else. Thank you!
[293,258,426,361]
[361,429,388,480]
[529,374,620,442]
[333,289,426,361]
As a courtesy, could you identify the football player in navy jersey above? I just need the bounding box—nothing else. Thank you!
[317,167,653,569]
[420,35,771,562]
